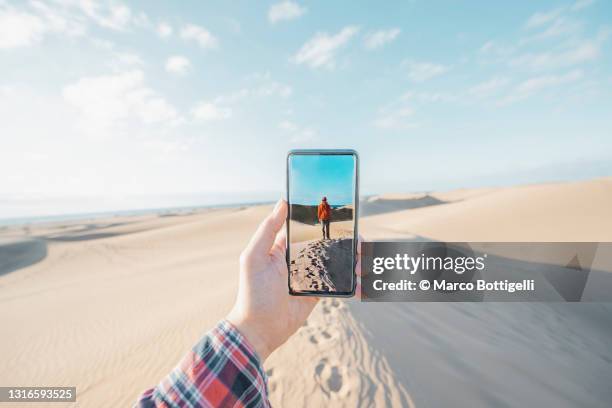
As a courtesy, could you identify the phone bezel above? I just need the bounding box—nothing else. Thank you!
[286,149,359,298]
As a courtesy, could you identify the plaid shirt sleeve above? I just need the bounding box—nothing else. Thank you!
[135,320,270,408]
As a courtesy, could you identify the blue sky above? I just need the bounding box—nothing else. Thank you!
[289,154,355,205]
[1,0,611,217]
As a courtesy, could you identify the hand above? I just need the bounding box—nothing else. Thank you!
[226,199,318,361]
[226,199,363,361]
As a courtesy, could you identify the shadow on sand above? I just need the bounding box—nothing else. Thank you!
[0,238,48,277]
[360,194,446,217]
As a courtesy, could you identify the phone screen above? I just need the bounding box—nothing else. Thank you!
[287,151,358,296]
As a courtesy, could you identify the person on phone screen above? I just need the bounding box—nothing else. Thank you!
[318,196,331,240]
[135,200,361,407]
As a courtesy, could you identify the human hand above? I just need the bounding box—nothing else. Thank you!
[226,199,362,361]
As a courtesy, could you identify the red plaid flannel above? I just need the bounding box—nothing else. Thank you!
[136,320,270,407]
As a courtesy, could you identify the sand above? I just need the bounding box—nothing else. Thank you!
[1,178,612,407]
[289,238,354,293]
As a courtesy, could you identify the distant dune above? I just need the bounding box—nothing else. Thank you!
[290,203,353,225]
[1,178,612,407]
[360,194,445,216]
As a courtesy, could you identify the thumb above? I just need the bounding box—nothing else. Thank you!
[246,199,287,256]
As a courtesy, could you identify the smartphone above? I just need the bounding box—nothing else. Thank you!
[286,149,359,297]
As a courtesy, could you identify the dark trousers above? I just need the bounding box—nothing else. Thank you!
[321,220,330,239]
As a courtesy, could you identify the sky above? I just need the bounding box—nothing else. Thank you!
[1,0,611,218]
[289,154,356,205]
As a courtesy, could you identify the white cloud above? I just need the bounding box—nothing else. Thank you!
[278,120,316,142]
[165,55,192,75]
[293,26,359,69]
[279,120,298,132]
[525,1,595,34]
[500,70,583,104]
[213,89,251,105]
[403,61,450,82]
[373,106,416,130]
[536,17,582,39]
[479,40,516,58]
[108,52,144,71]
[212,74,292,106]
[180,23,218,49]
[511,40,600,70]
[62,70,179,132]
[468,77,510,98]
[90,3,132,31]
[571,0,595,11]
[58,0,133,31]
[401,91,457,103]
[257,81,292,98]
[0,1,89,49]
[191,102,231,121]
[525,8,565,29]
[0,1,146,49]
[364,28,400,50]
[268,1,306,23]
[517,70,582,93]
[0,8,45,48]
[157,22,172,38]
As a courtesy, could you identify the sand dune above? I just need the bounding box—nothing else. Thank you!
[362,177,612,241]
[1,178,612,407]
[290,238,353,293]
[290,219,354,243]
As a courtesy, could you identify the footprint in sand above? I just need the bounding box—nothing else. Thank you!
[314,358,345,396]
[307,326,336,345]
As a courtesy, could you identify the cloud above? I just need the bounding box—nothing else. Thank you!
[482,0,609,72]
[180,23,218,49]
[53,0,134,31]
[0,1,89,49]
[81,3,132,31]
[108,52,144,71]
[373,103,416,130]
[165,55,192,75]
[191,102,231,121]
[571,0,595,11]
[268,1,306,23]
[62,70,179,132]
[0,1,148,49]
[278,120,316,142]
[0,7,46,48]
[525,8,565,29]
[468,77,511,98]
[364,28,400,50]
[402,61,450,82]
[212,74,292,108]
[157,22,172,38]
[373,90,460,130]
[256,81,292,98]
[516,70,583,94]
[293,26,359,69]
[511,40,600,70]
[500,70,583,104]
[525,1,595,34]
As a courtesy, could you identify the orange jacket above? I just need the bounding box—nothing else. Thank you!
[318,201,331,221]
